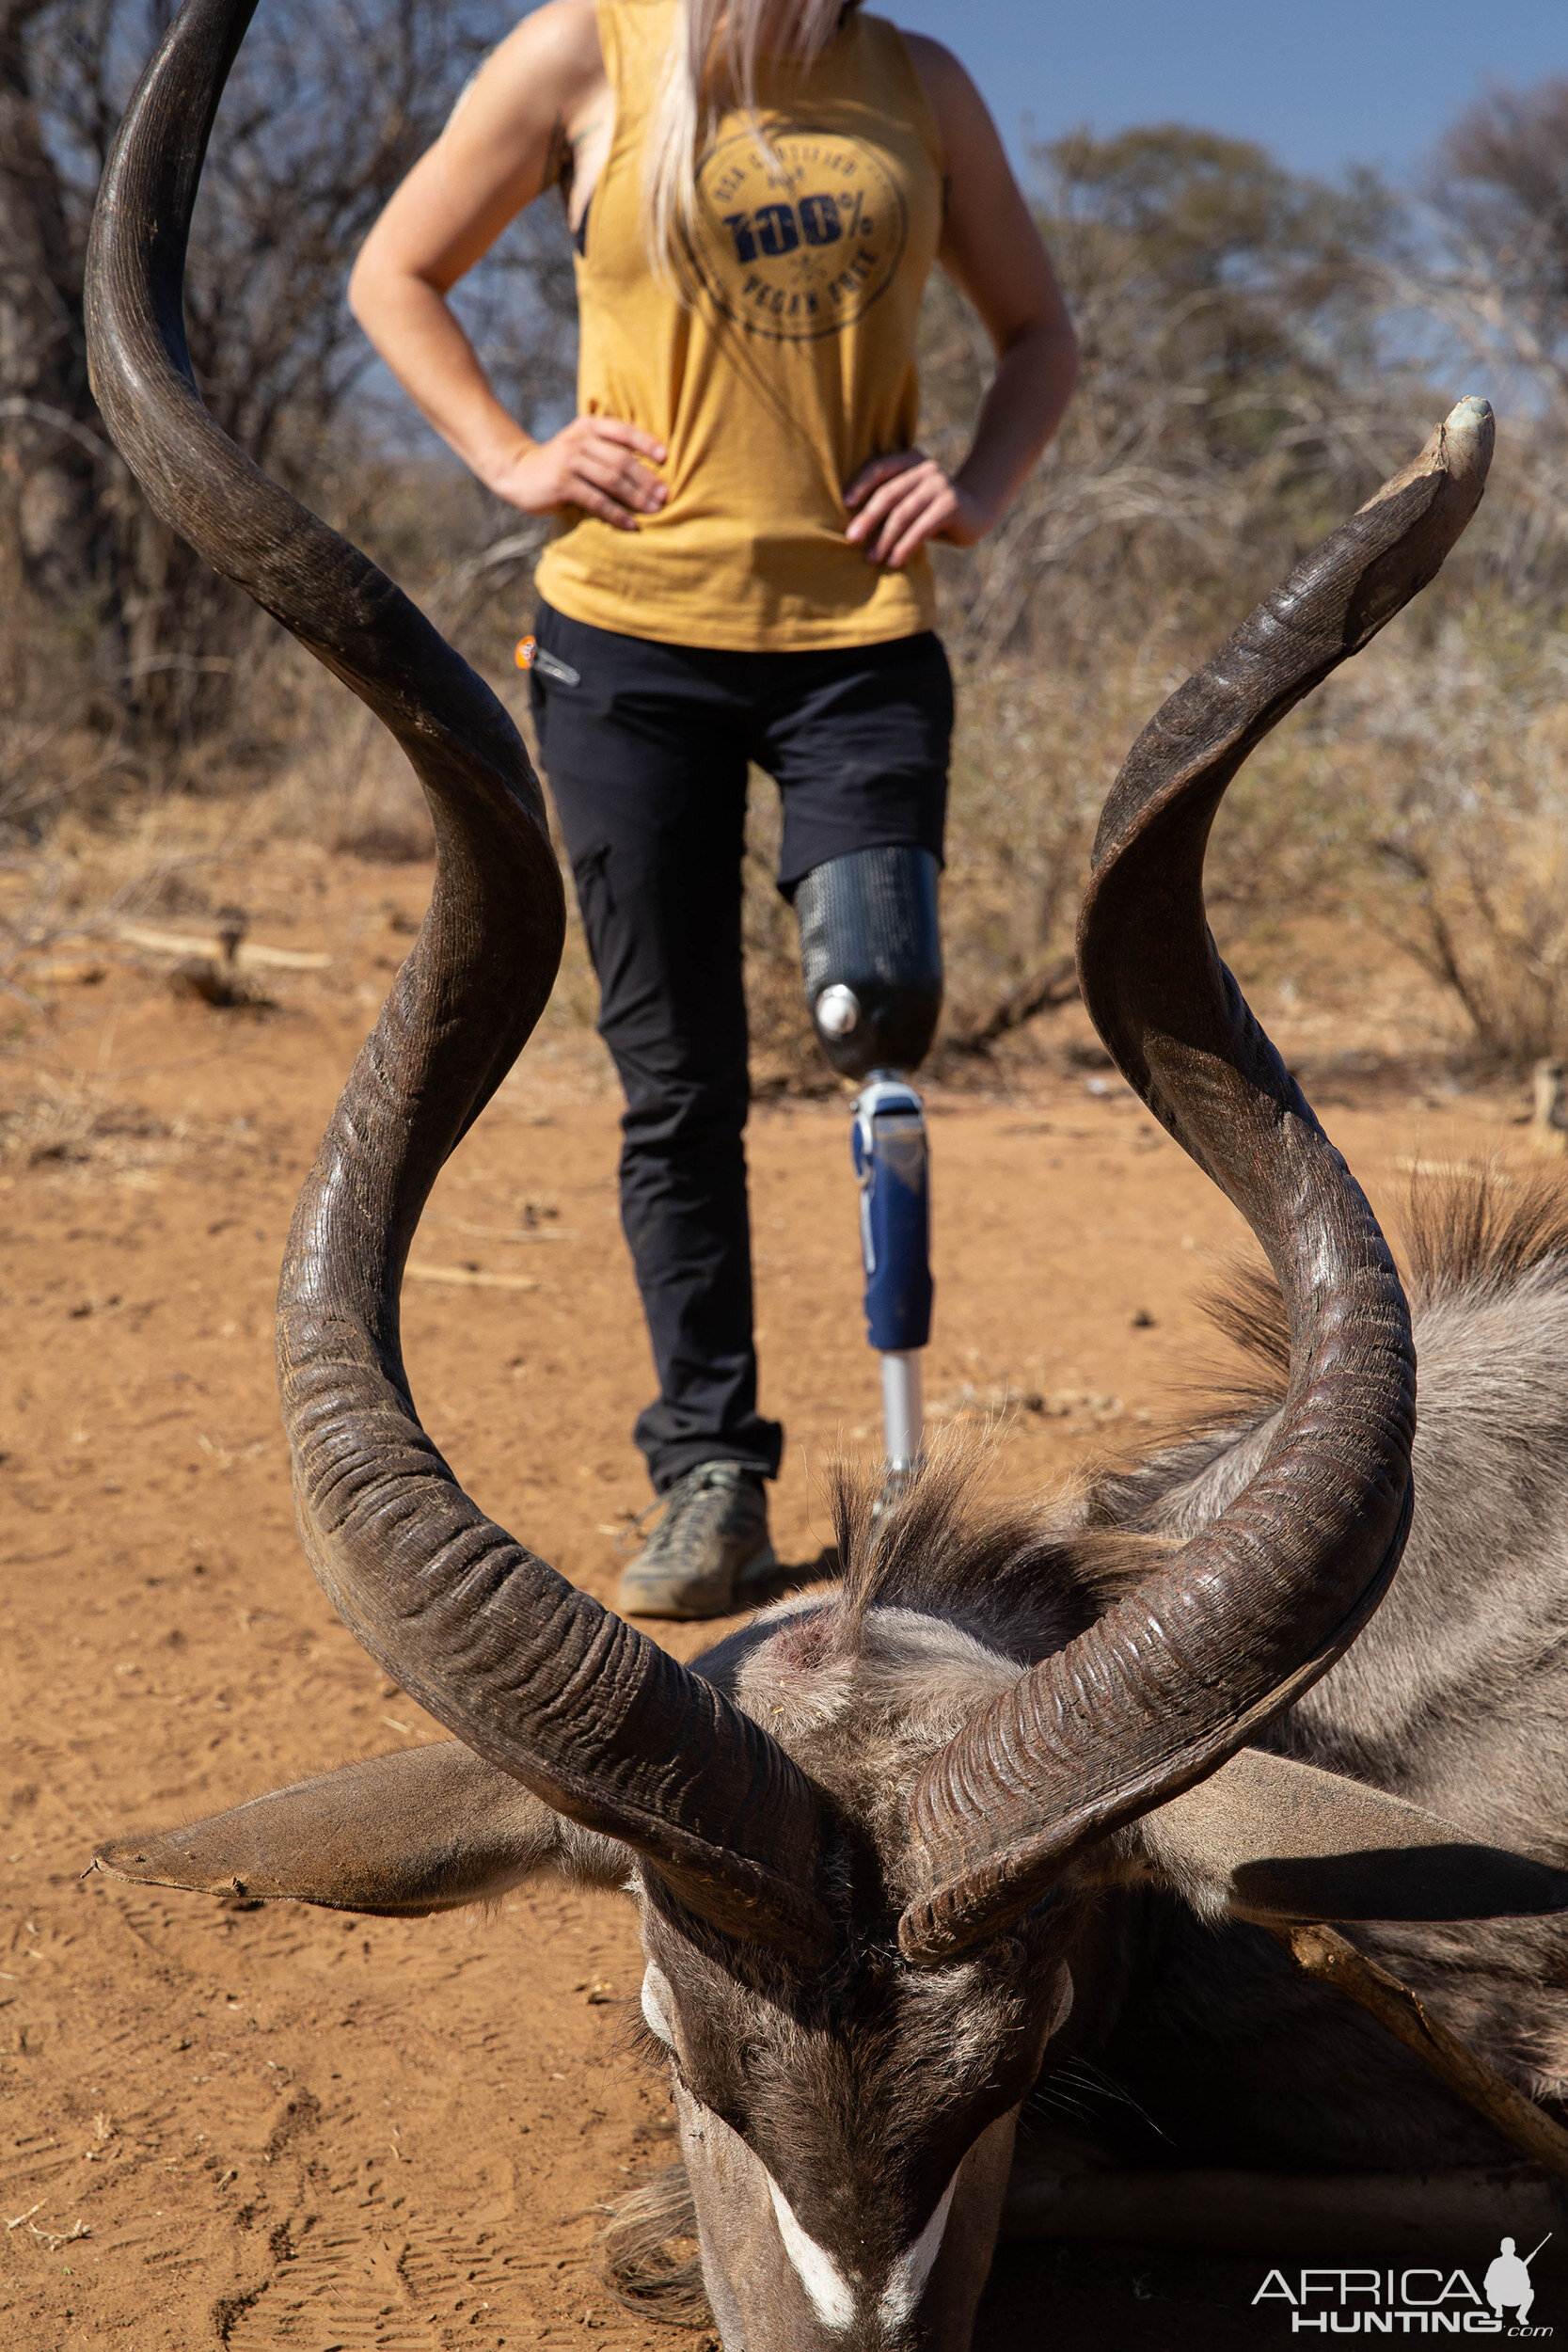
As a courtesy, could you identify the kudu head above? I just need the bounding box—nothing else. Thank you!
[85,3,1568,2343]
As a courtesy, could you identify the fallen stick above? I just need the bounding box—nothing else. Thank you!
[435,1217,578,1245]
[1266,1920,1568,2184]
[404,1263,542,1294]
[114,922,330,972]
[20,959,109,988]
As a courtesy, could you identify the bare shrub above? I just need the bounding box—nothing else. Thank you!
[1391,80,1568,598]
[231,638,433,864]
[4,0,573,801]
[323,768,436,866]
[1342,614,1568,1068]
[0,1074,173,1167]
[326,803,436,866]
[12,40,1568,1096]
[933,653,1133,1055]
[920,127,1421,665]
[730,606,1464,1090]
[0,581,144,842]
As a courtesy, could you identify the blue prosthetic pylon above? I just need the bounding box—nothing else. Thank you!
[796,845,942,1482]
[850,1075,932,1478]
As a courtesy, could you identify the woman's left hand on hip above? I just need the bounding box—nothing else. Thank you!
[844,450,990,568]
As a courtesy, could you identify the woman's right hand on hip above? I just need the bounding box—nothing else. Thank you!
[489,416,668,529]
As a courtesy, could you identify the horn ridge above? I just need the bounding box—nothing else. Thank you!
[87,0,830,1960]
[899,401,1493,1966]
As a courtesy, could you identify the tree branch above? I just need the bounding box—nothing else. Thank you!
[947,950,1080,1056]
[1267,1921,1568,2185]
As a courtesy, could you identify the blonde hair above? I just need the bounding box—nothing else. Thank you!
[642,0,855,281]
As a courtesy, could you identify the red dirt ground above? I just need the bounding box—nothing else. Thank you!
[0,854,1546,2349]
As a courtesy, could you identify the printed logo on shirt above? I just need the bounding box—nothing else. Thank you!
[688,126,909,343]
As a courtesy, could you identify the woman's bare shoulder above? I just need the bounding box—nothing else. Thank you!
[893,28,959,67]
[892,27,971,92]
[484,0,604,100]
[511,0,601,52]
[433,0,605,168]
[891,28,1001,162]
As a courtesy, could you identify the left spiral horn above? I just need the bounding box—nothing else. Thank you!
[86,0,833,1963]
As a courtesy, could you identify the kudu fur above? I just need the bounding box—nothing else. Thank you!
[83,0,1568,2342]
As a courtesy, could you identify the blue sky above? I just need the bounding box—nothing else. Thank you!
[889,0,1563,186]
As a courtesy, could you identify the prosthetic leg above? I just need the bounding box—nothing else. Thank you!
[795,847,942,1486]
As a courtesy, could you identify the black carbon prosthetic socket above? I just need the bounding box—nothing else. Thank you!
[796,846,942,1079]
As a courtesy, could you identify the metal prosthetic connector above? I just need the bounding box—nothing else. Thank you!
[796,847,941,1484]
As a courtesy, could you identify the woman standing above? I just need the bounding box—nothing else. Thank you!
[349,0,1076,1619]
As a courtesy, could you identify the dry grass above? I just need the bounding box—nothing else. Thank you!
[1326,610,1568,1069]
[7,561,1568,1089]
[0,1074,181,1169]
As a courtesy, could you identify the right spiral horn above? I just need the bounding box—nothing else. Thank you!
[900,398,1495,1967]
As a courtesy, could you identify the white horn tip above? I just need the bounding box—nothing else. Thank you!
[1358,397,1496,519]
[1441,394,1495,476]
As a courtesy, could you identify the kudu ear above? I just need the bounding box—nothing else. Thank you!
[1127,1748,1568,1925]
[92,1742,628,1915]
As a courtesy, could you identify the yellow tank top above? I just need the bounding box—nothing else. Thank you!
[532,1,944,651]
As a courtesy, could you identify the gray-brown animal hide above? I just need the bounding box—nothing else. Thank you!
[613,1180,1568,2312]
[582,1181,1568,2335]
[1064,1176,1568,2171]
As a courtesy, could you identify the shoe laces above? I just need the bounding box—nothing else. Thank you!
[628,1463,746,1562]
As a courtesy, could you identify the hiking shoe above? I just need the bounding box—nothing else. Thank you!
[615,1460,776,1620]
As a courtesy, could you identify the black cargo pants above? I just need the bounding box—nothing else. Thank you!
[528,600,952,1494]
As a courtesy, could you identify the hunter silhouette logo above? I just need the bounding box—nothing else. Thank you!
[1254,2238,1555,2333]
[1488,2239,1551,2327]
[689,126,909,341]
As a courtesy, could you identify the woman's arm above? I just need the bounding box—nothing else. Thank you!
[347,0,666,530]
[845,37,1077,570]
